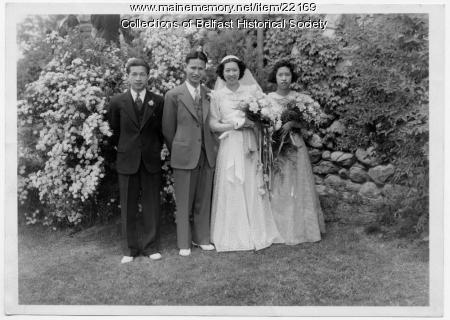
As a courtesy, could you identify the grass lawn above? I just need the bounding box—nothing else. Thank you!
[18,210,428,306]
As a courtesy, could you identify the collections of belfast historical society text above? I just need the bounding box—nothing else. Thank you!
[120,18,329,30]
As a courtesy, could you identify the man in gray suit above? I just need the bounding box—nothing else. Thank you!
[163,51,218,256]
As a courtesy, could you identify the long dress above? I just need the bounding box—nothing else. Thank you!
[210,84,283,252]
[268,91,326,245]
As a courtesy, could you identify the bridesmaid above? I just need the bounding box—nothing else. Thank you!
[267,60,326,245]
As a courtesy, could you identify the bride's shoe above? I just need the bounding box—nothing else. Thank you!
[121,256,134,264]
[192,242,215,251]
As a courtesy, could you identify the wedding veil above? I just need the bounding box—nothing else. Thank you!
[214,55,262,92]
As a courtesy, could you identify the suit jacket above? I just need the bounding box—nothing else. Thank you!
[108,89,164,175]
[162,83,218,170]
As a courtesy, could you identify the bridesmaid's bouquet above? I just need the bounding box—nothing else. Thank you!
[236,93,283,196]
[273,93,328,158]
[284,93,327,129]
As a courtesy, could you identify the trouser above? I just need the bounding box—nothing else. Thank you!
[173,150,214,249]
[118,164,161,256]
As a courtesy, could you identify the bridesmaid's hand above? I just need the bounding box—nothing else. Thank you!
[281,121,295,136]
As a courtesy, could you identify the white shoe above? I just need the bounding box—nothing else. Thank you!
[192,242,215,251]
[121,256,134,264]
[179,249,191,256]
[148,253,162,260]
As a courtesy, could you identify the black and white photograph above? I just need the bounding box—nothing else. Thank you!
[1,0,447,317]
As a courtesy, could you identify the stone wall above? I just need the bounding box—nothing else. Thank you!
[306,120,408,203]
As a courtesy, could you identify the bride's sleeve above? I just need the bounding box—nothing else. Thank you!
[209,91,235,133]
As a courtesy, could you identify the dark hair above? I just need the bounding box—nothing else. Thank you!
[126,58,150,74]
[268,60,298,84]
[185,51,208,64]
[216,57,246,80]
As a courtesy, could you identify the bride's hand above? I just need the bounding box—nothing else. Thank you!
[242,118,255,128]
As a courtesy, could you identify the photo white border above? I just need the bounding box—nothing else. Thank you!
[2,0,446,318]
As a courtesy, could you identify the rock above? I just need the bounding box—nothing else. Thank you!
[349,165,370,183]
[355,147,380,167]
[327,120,345,134]
[330,151,344,162]
[307,134,323,148]
[322,150,331,160]
[316,184,328,196]
[314,175,324,185]
[324,174,346,189]
[313,161,339,175]
[342,191,351,200]
[338,168,349,179]
[358,181,382,199]
[368,164,395,185]
[316,185,338,196]
[382,183,410,199]
[330,151,355,167]
[345,180,362,192]
[308,149,322,164]
[325,141,334,149]
[320,113,336,127]
[353,162,366,169]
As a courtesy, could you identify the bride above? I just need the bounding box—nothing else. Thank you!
[209,55,283,252]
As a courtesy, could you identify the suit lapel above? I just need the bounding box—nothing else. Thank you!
[140,90,156,130]
[179,83,200,123]
[122,91,139,128]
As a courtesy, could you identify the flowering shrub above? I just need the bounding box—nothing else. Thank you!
[18,30,127,226]
[136,23,191,94]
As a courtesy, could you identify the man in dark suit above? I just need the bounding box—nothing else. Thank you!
[109,58,164,263]
[163,51,218,256]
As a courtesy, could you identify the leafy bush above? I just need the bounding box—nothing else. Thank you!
[335,14,429,235]
[264,16,353,115]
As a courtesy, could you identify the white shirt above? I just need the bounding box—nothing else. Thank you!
[185,81,201,101]
[130,89,146,103]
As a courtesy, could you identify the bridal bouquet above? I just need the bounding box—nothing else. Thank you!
[273,93,328,158]
[236,93,283,196]
[237,93,283,130]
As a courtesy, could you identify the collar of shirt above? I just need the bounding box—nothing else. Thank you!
[185,81,200,100]
[130,89,146,102]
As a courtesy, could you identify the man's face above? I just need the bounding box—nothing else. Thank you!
[185,58,206,87]
[127,66,148,92]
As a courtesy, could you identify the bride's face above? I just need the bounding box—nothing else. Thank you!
[223,62,240,85]
[276,66,292,90]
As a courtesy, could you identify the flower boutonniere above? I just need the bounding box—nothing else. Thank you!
[148,100,154,107]
[206,90,214,103]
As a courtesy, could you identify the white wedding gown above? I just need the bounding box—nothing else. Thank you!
[210,84,283,252]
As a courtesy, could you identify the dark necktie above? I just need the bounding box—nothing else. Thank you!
[194,87,203,121]
[135,95,143,112]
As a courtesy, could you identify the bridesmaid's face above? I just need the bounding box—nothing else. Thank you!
[223,62,240,85]
[276,66,292,90]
